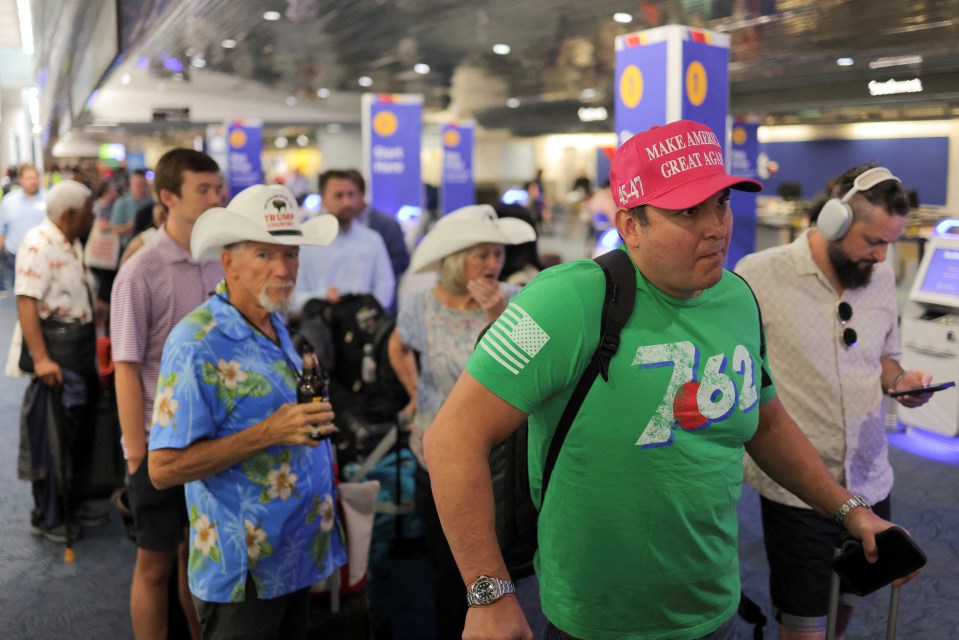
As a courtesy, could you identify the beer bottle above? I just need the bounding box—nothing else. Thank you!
[297,344,329,440]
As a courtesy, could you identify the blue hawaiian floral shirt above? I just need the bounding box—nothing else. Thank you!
[149,281,346,603]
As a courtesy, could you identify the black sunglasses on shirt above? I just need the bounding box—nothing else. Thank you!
[838,302,857,348]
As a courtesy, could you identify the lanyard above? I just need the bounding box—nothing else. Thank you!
[214,293,304,382]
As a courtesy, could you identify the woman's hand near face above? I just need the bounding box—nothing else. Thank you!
[467,278,507,320]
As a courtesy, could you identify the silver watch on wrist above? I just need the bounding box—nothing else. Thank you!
[835,495,870,524]
[466,575,515,607]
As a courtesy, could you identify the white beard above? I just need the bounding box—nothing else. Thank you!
[258,284,293,313]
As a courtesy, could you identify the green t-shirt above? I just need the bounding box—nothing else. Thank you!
[468,251,777,640]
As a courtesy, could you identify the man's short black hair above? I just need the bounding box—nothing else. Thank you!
[318,169,363,195]
[628,204,648,226]
[345,169,367,193]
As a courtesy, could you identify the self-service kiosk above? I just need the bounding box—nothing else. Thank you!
[899,219,959,436]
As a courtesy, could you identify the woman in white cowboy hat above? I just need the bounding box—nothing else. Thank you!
[386,203,536,638]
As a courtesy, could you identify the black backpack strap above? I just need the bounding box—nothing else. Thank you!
[726,270,772,389]
[540,250,636,505]
[738,591,768,640]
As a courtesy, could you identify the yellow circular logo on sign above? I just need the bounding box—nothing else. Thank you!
[443,129,461,148]
[373,111,398,137]
[229,129,247,148]
[732,126,747,146]
[686,61,708,106]
[619,65,643,109]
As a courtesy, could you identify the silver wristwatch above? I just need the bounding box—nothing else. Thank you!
[466,575,515,607]
[835,495,870,524]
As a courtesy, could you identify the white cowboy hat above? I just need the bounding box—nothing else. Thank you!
[410,204,537,273]
[191,184,338,260]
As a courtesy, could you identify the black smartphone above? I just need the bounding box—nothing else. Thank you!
[888,380,956,398]
[832,526,927,596]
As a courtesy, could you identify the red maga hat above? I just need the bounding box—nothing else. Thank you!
[610,120,761,211]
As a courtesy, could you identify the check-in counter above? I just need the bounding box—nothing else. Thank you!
[898,220,959,436]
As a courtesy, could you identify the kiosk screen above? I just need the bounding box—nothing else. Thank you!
[919,248,959,296]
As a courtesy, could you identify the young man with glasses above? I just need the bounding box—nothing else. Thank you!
[735,162,933,640]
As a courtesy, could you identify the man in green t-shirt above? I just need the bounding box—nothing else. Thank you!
[423,120,918,640]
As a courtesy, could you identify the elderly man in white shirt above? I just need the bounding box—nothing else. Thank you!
[15,180,108,543]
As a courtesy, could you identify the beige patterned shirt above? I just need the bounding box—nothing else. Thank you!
[15,218,96,324]
[735,230,899,508]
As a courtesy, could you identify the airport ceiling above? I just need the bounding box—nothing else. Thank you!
[101,0,959,136]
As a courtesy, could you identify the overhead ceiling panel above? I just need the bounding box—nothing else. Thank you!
[99,0,959,133]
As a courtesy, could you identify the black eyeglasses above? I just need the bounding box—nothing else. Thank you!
[838,302,857,348]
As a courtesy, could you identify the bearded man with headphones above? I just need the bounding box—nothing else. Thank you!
[735,163,933,640]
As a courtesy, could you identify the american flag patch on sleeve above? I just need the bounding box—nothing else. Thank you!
[479,303,550,375]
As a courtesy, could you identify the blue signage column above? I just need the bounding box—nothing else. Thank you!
[226,120,264,199]
[615,25,730,148]
[728,121,761,267]
[441,121,475,214]
[615,25,758,261]
[362,94,423,217]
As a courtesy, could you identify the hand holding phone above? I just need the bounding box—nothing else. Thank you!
[888,380,955,398]
[832,526,926,596]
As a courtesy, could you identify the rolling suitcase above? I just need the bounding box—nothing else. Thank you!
[825,564,901,640]
[826,527,927,640]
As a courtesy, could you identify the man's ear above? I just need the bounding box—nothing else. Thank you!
[159,188,177,210]
[614,208,642,248]
[220,248,234,277]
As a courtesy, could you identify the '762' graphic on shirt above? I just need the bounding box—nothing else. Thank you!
[633,341,758,447]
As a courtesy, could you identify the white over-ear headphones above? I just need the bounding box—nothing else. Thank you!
[817,166,901,241]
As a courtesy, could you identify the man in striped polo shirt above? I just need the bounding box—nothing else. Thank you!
[111,149,223,639]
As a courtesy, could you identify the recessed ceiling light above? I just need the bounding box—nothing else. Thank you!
[580,88,597,100]
[275,136,288,148]
[358,76,373,87]
[121,73,131,85]
[613,12,633,23]
[191,57,207,68]
[507,98,520,108]
[316,87,330,98]
[493,44,511,55]
[297,134,309,146]
[285,96,297,106]
[414,63,430,75]
[836,57,854,66]
[222,39,237,49]
[263,11,281,21]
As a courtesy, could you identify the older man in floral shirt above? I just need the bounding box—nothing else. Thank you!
[148,184,342,639]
